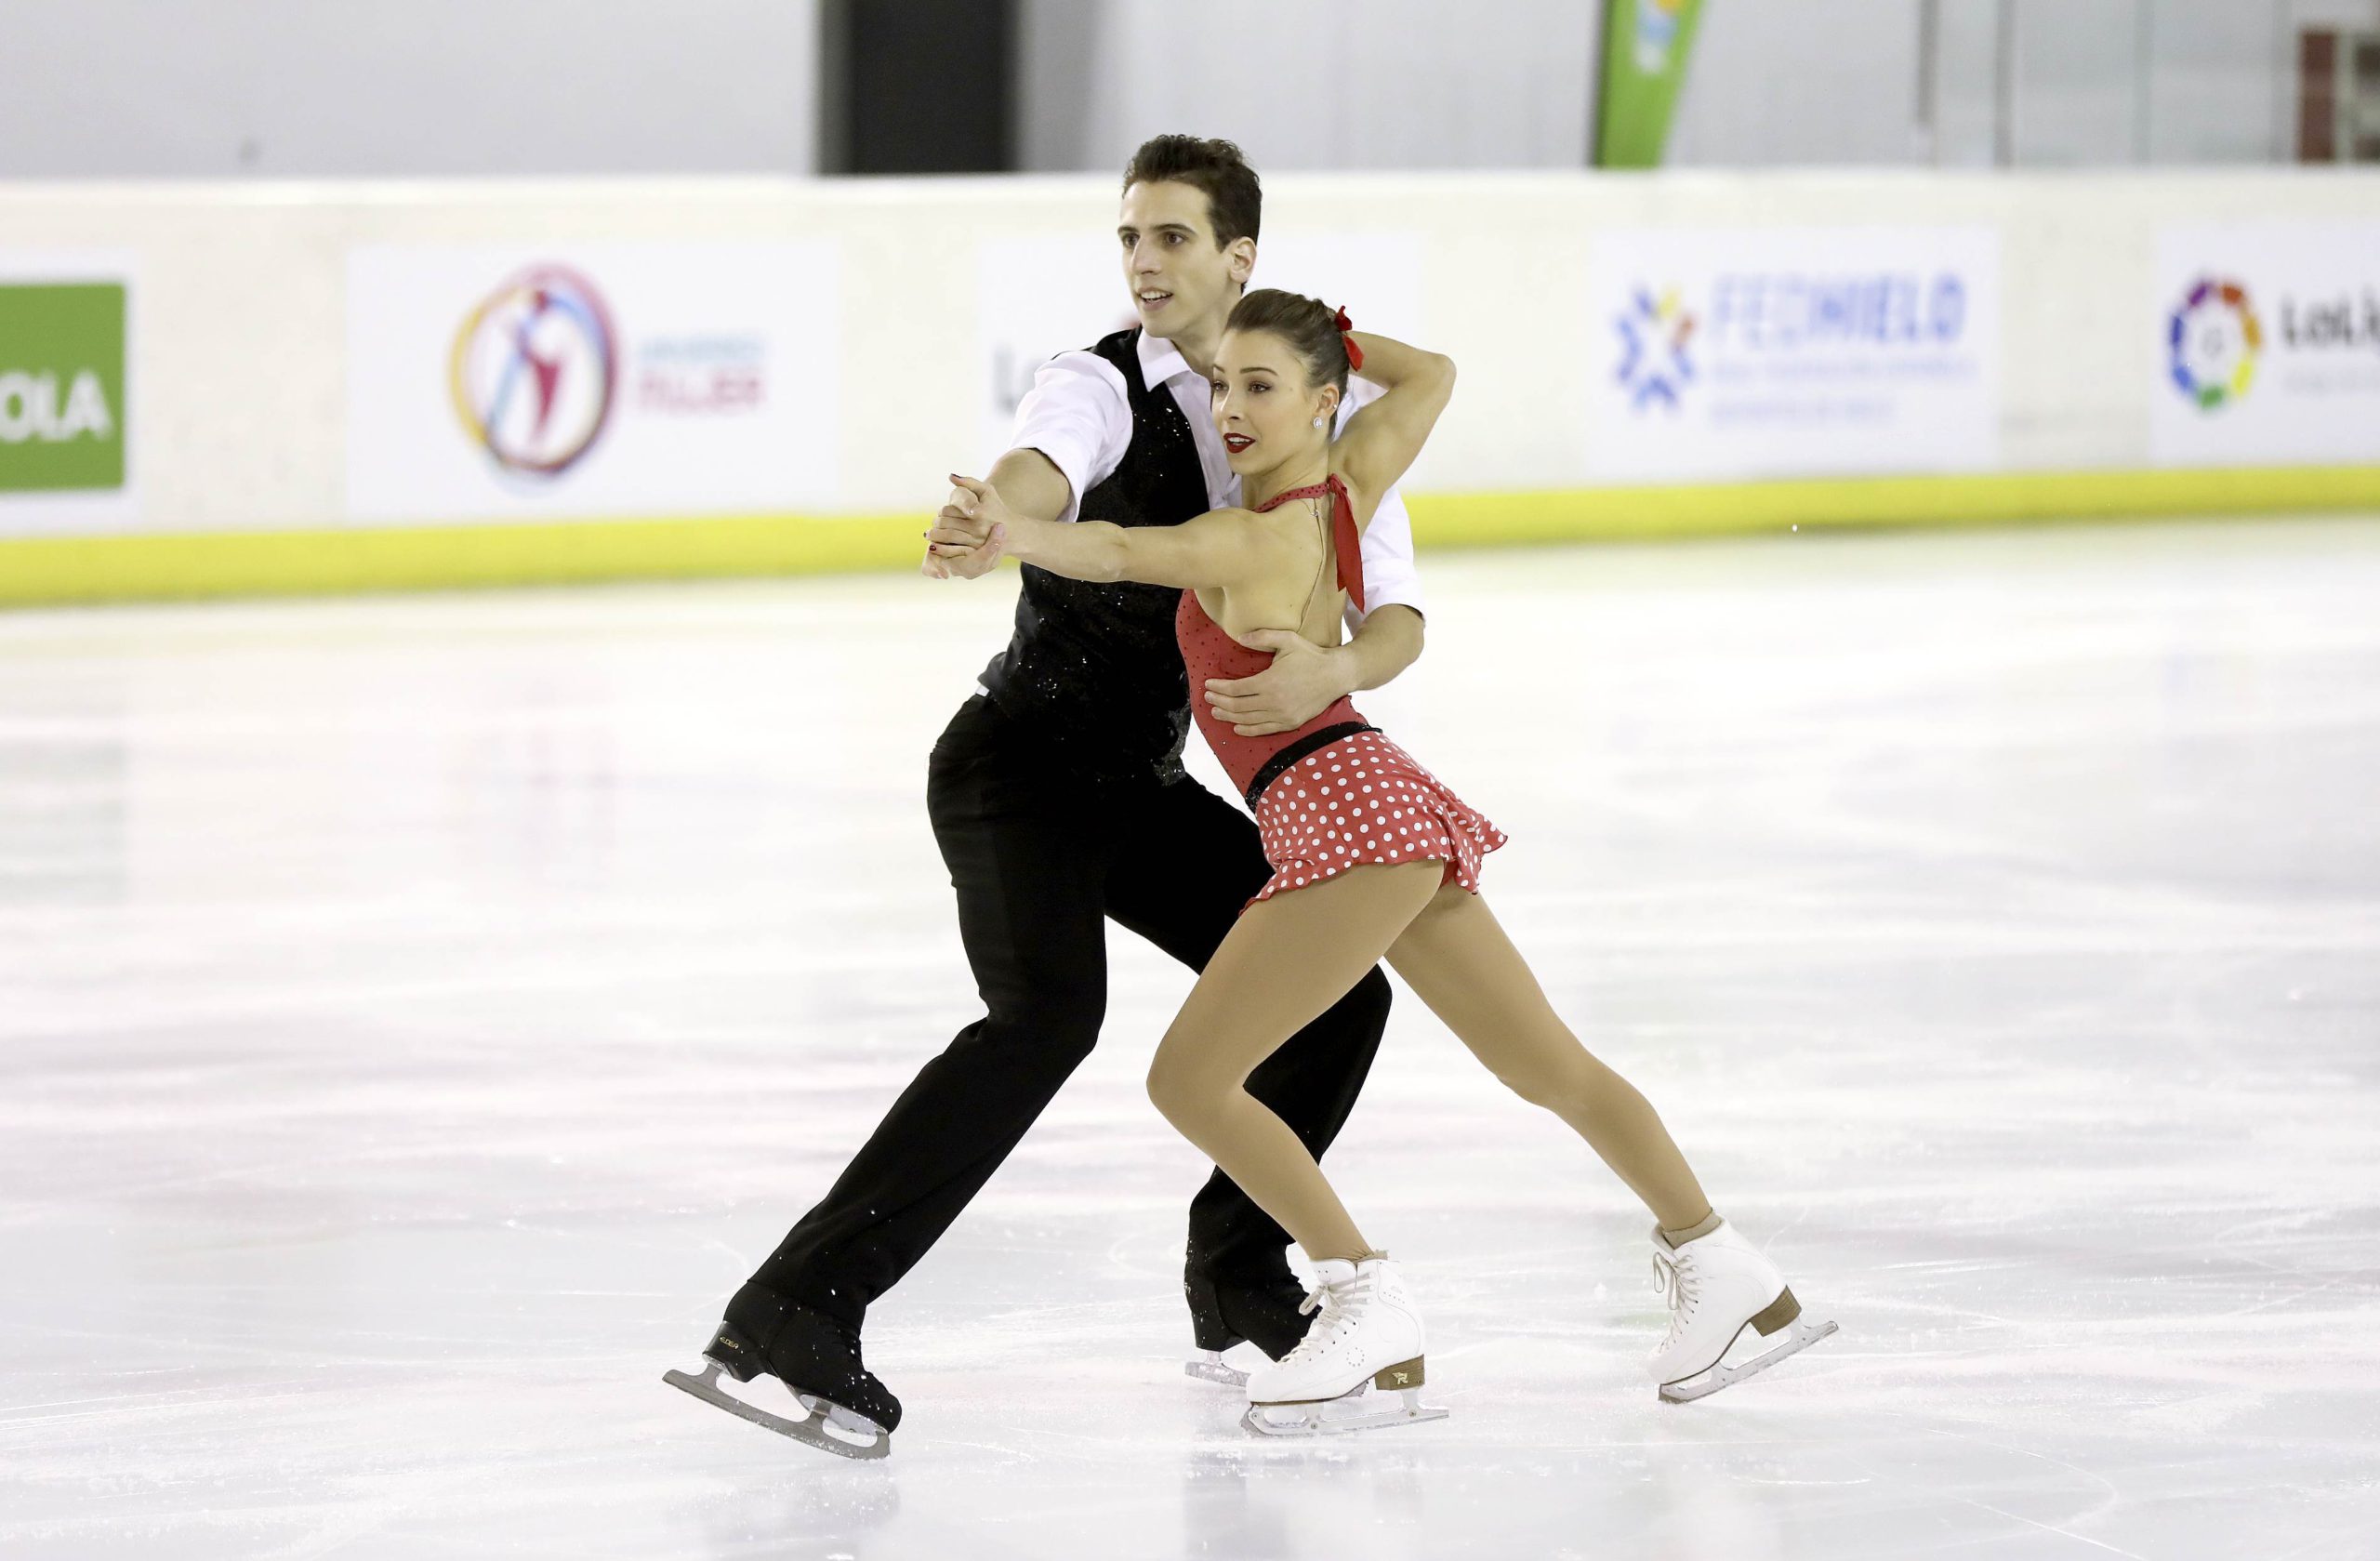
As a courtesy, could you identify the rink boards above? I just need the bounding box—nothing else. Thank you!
[3,171,2379,604]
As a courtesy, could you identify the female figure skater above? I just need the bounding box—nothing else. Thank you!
[932,292,1833,1432]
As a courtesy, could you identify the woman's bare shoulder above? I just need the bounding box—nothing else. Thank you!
[1241,498,1325,546]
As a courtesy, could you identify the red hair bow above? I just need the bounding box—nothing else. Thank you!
[1332,305,1365,371]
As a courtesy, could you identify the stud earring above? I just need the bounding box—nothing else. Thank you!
[1312,416,1326,429]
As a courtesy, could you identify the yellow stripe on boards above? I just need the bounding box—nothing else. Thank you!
[3,467,2378,608]
[1403,467,2380,548]
[0,513,927,608]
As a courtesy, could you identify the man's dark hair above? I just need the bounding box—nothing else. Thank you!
[1121,135,1262,247]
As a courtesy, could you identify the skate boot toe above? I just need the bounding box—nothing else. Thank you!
[1240,1258,1447,1435]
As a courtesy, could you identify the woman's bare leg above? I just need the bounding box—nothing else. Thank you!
[1385,886,1711,1230]
[1147,860,1445,1263]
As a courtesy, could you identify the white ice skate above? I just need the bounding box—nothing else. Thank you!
[1242,1256,1448,1436]
[1647,1219,1836,1404]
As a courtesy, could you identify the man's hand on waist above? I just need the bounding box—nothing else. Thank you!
[1202,629,1354,737]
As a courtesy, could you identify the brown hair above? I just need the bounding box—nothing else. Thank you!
[1120,135,1262,247]
[1224,288,1349,399]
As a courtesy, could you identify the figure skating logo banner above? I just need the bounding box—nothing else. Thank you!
[1584,226,2001,483]
[448,265,619,479]
[0,252,139,537]
[347,242,839,524]
[2151,224,2380,468]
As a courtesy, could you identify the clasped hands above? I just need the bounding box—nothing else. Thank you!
[919,474,1352,736]
[921,474,1009,580]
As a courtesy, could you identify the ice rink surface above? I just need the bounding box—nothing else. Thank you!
[2,516,2376,1561]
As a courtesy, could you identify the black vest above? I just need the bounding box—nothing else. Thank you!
[977,329,1211,782]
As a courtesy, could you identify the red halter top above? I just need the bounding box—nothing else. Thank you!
[1176,475,1372,800]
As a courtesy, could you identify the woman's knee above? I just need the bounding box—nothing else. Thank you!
[1144,1058,1193,1127]
[1501,1047,1604,1115]
[1146,1045,1231,1131]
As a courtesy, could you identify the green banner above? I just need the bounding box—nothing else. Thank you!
[0,283,127,494]
[1595,0,1707,169]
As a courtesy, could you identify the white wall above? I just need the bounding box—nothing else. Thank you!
[7,0,2371,183]
[2140,4,2288,163]
[0,0,820,179]
[1018,0,1599,172]
[1667,0,1932,168]
[1667,0,2380,169]
[1014,0,2375,175]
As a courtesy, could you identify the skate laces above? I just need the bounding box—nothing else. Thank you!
[1281,1269,1374,1366]
[1652,1249,1699,1344]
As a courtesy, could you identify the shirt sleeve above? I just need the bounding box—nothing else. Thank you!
[1008,351,1132,525]
[1351,483,1426,633]
[1335,376,1427,633]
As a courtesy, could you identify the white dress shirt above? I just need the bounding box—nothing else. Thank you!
[1007,329,1427,632]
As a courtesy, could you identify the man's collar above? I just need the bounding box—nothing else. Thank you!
[1136,327,1197,387]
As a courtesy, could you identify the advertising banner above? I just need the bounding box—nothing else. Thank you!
[976,232,1425,467]
[1583,225,2001,483]
[2150,222,2380,468]
[1594,0,1707,169]
[346,242,840,523]
[0,252,136,536]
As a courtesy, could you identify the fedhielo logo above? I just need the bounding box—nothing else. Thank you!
[2167,276,2261,412]
[1616,284,1697,412]
[449,264,618,477]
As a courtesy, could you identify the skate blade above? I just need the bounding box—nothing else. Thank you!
[1185,1351,1250,1390]
[663,1361,892,1461]
[1241,1387,1448,1437]
[1659,1316,1839,1405]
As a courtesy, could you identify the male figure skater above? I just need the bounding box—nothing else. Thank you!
[666,135,1428,1460]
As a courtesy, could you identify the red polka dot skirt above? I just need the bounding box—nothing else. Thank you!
[1247,730,1508,909]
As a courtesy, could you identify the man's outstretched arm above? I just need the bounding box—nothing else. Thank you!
[921,448,1071,578]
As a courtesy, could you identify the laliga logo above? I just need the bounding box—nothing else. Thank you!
[1616,284,1697,411]
[2167,276,2261,413]
[449,264,618,477]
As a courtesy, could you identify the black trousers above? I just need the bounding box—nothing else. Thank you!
[746,694,1390,1338]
